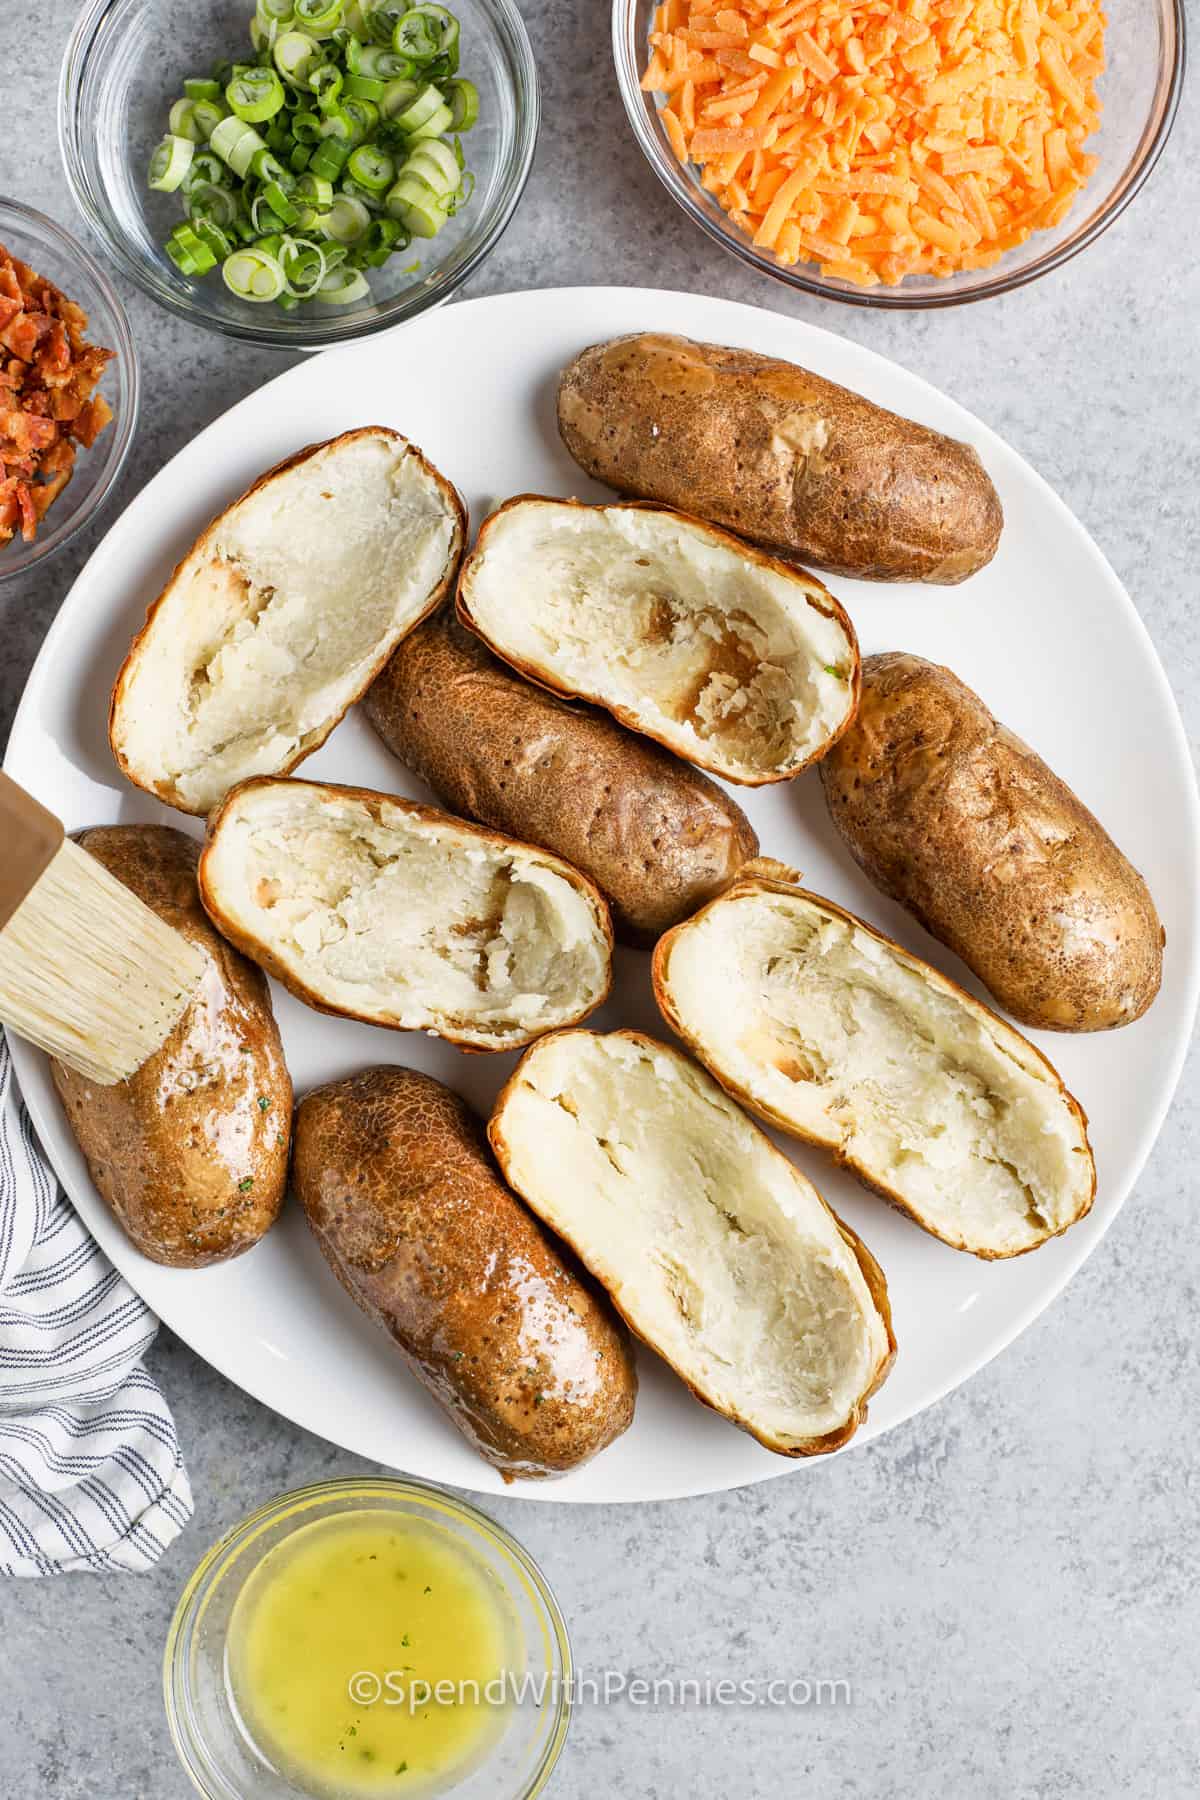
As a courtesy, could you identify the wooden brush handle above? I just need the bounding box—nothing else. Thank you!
[0,773,65,933]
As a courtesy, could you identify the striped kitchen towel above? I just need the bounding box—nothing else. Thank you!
[0,1033,193,1576]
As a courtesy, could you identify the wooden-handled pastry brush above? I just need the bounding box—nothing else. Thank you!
[0,773,205,1084]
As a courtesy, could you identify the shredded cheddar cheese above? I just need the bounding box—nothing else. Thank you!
[642,0,1106,286]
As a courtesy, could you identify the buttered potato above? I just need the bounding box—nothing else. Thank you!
[50,826,291,1267]
[293,1066,636,1479]
[821,654,1164,1031]
[557,333,1003,584]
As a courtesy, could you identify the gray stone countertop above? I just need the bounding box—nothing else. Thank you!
[2,3,1197,1796]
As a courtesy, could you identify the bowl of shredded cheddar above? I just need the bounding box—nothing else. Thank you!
[614,0,1184,304]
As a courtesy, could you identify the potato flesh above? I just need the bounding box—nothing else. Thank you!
[664,893,1091,1255]
[116,436,458,813]
[464,505,852,780]
[204,789,609,1043]
[493,1033,888,1447]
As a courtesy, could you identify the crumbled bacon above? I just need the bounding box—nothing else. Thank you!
[0,240,116,546]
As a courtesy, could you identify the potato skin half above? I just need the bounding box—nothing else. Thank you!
[291,1066,636,1479]
[488,1027,895,1455]
[50,826,291,1267]
[198,776,614,1052]
[820,654,1164,1031]
[652,864,1097,1259]
[557,333,1002,584]
[363,608,760,945]
[108,427,466,815]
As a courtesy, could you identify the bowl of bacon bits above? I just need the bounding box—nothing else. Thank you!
[615,0,1185,305]
[0,200,137,580]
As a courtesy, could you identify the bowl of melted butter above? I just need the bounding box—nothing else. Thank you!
[164,1478,571,1800]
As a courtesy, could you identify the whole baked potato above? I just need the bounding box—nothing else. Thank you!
[557,333,1003,584]
[292,1066,637,1479]
[820,654,1164,1031]
[51,825,291,1266]
[363,607,759,945]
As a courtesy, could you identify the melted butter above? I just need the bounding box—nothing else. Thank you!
[599,333,717,397]
[227,1511,517,1797]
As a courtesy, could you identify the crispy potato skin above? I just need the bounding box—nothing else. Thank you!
[557,333,1002,584]
[108,427,466,815]
[292,1066,636,1479]
[652,864,1097,1258]
[820,654,1164,1031]
[50,826,291,1267]
[488,1027,895,1455]
[363,608,760,945]
[198,776,614,1051]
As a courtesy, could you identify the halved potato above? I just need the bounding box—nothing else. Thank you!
[110,427,466,815]
[652,861,1096,1259]
[457,496,859,786]
[199,777,613,1051]
[489,1029,894,1457]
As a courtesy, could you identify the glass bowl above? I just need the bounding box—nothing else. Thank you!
[0,200,137,583]
[613,0,1185,308]
[60,0,539,349]
[164,1477,572,1800]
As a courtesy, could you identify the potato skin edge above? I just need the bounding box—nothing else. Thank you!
[488,1026,895,1456]
[455,493,861,787]
[108,427,467,815]
[651,863,1097,1259]
[198,775,614,1052]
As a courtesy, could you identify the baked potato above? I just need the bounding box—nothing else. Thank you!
[456,495,860,785]
[363,607,760,946]
[110,427,466,816]
[821,653,1164,1031]
[199,777,613,1051]
[489,1029,894,1457]
[50,825,291,1267]
[557,333,1003,584]
[652,861,1096,1259]
[292,1066,636,1479]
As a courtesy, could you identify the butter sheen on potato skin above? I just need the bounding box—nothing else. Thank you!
[820,653,1164,1032]
[50,826,291,1268]
[292,1065,637,1480]
[363,608,760,946]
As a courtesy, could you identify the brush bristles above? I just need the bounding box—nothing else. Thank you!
[0,838,206,1085]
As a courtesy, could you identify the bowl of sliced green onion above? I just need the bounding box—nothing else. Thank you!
[59,0,538,346]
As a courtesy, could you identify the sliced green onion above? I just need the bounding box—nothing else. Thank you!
[250,195,289,234]
[227,66,286,121]
[274,28,320,86]
[318,193,372,241]
[188,181,241,227]
[339,176,385,211]
[380,76,420,118]
[168,98,204,142]
[250,147,291,184]
[403,137,458,196]
[292,108,323,142]
[295,171,335,208]
[310,63,344,105]
[343,0,373,32]
[317,266,370,303]
[406,101,453,141]
[385,171,445,235]
[222,247,286,300]
[346,142,395,190]
[182,148,230,191]
[149,134,195,192]
[390,82,442,132]
[210,115,267,176]
[289,142,313,171]
[192,218,235,259]
[280,235,328,294]
[264,179,301,223]
[361,215,408,263]
[445,77,477,130]
[309,135,352,179]
[193,98,229,139]
[184,76,223,102]
[368,1,406,44]
[256,0,296,23]
[394,6,451,61]
[343,72,386,100]
[167,223,218,273]
[294,0,345,31]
